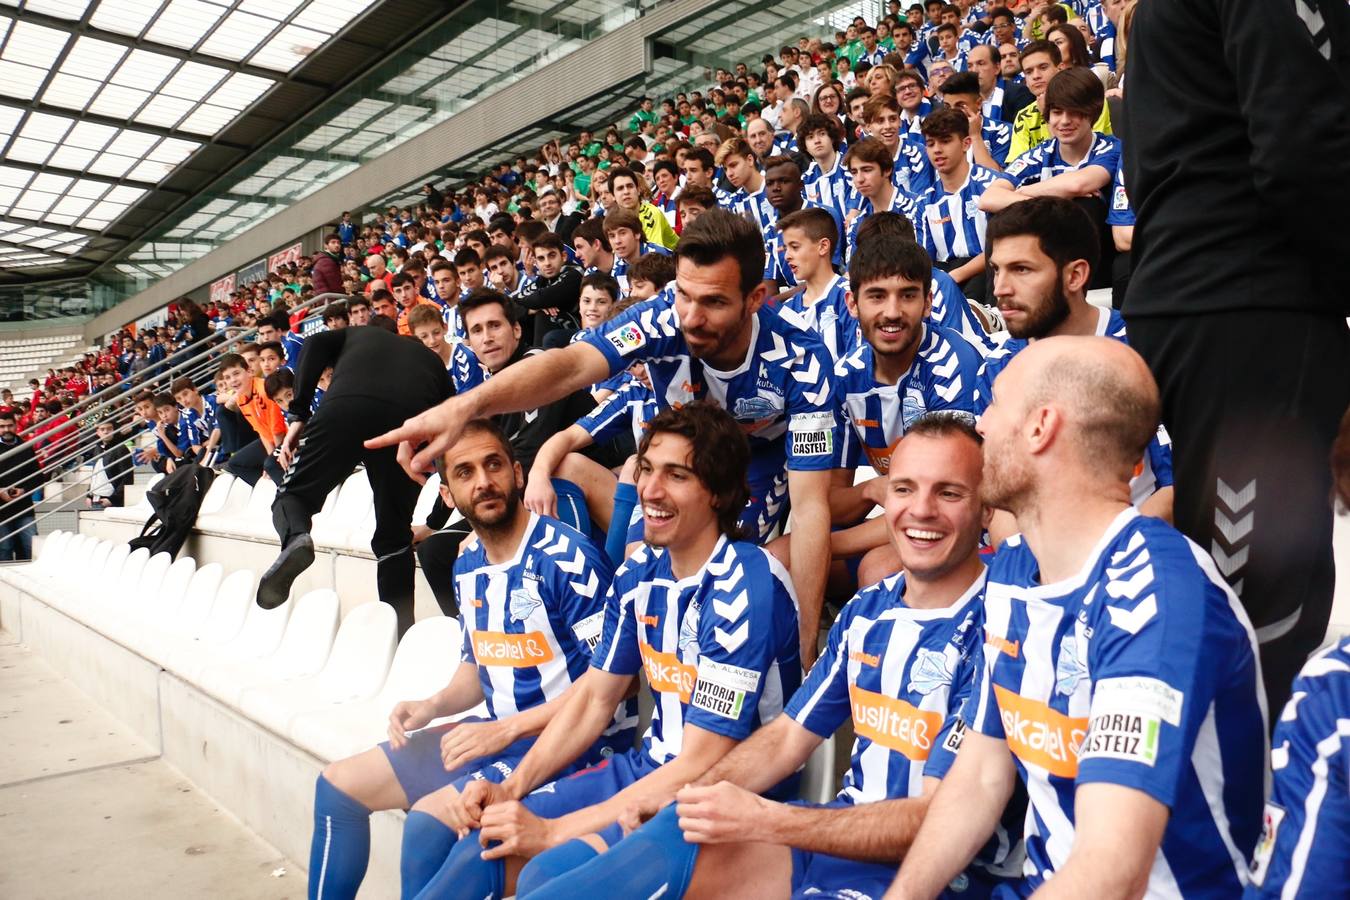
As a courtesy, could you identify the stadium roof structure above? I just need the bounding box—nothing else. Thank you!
[0,0,446,284]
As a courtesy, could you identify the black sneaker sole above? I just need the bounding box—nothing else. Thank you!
[256,534,315,609]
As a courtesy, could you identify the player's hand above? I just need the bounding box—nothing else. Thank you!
[459,779,513,824]
[441,720,514,773]
[387,699,437,749]
[523,476,558,518]
[365,397,472,485]
[478,800,556,860]
[618,797,663,837]
[861,474,888,507]
[676,781,773,844]
[434,784,478,838]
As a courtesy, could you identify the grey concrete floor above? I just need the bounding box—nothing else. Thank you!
[0,632,302,900]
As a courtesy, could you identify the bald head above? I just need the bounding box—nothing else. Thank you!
[1017,336,1160,474]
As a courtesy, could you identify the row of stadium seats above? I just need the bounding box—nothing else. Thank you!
[1,531,466,762]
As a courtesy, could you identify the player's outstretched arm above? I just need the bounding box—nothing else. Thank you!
[525,424,596,518]
[1029,783,1167,900]
[498,667,633,802]
[679,779,933,863]
[788,467,833,668]
[886,729,1016,900]
[365,341,611,480]
[693,714,822,793]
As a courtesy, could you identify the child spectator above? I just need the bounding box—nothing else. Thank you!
[86,419,133,509]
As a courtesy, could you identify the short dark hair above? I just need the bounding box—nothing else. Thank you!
[776,207,839,256]
[323,301,349,322]
[843,137,895,175]
[921,105,970,140]
[579,272,621,303]
[849,232,932,295]
[685,147,715,171]
[1045,65,1105,122]
[935,22,957,36]
[986,196,1100,274]
[346,295,371,312]
[263,368,294,402]
[487,215,516,237]
[674,208,765,296]
[906,411,984,447]
[637,402,750,538]
[855,210,918,247]
[389,271,415,288]
[324,233,342,244]
[481,244,515,267]
[153,393,176,409]
[630,251,676,288]
[676,184,717,211]
[169,376,196,395]
[797,112,845,153]
[215,354,247,377]
[454,247,482,269]
[572,218,610,250]
[939,71,980,99]
[531,232,566,255]
[603,208,642,235]
[368,314,398,333]
[459,287,519,326]
[256,340,285,359]
[1020,39,1062,67]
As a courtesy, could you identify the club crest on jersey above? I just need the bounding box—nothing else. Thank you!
[678,602,701,659]
[509,585,543,623]
[902,385,928,428]
[733,395,780,421]
[1054,631,1087,696]
[907,647,955,696]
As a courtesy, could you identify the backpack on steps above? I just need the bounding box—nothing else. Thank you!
[128,463,215,557]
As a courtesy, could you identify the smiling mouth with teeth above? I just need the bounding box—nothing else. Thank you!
[904,528,945,542]
[644,506,674,520]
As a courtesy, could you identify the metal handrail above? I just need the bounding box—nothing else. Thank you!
[0,291,350,547]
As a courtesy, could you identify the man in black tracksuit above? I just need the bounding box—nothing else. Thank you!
[257,319,450,636]
[1124,0,1350,716]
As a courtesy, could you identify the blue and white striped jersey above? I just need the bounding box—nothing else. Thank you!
[449,341,487,394]
[456,513,632,736]
[789,571,987,803]
[968,511,1267,896]
[575,373,658,446]
[977,118,1014,168]
[803,153,854,220]
[900,99,934,135]
[894,133,938,196]
[578,290,843,476]
[728,185,776,238]
[1246,637,1350,898]
[611,243,672,297]
[180,397,217,448]
[959,28,994,54]
[441,303,466,343]
[780,274,860,362]
[859,46,888,67]
[845,188,921,262]
[591,537,802,765]
[930,270,995,355]
[835,324,983,472]
[1003,134,1122,205]
[917,165,1013,263]
[983,82,1007,122]
[1106,157,1135,226]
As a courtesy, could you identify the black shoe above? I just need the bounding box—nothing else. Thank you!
[257,533,314,609]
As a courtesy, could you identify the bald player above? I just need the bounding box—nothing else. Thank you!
[887,337,1267,899]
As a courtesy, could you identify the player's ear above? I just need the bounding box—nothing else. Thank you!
[513,460,525,491]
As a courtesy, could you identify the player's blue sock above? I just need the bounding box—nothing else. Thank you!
[605,482,638,566]
[309,774,372,900]
[399,811,457,899]
[551,478,592,534]
[518,807,698,899]
[514,838,600,896]
[410,828,505,900]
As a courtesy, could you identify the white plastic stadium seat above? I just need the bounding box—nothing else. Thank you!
[84,550,173,631]
[195,476,253,531]
[102,474,165,524]
[411,475,442,528]
[240,600,397,736]
[193,588,339,707]
[126,562,222,663]
[313,470,371,549]
[196,472,237,517]
[234,478,279,541]
[103,556,196,646]
[290,615,461,762]
[159,569,255,677]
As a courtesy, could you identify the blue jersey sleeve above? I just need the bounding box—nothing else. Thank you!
[985,122,1012,168]
[1085,135,1122,180]
[687,548,799,740]
[1076,523,1251,807]
[1246,643,1350,897]
[576,378,647,446]
[1106,158,1136,227]
[540,527,615,661]
[785,599,857,738]
[922,328,982,418]
[1147,426,1174,489]
[450,342,486,393]
[781,335,844,472]
[1002,142,1049,187]
[579,294,684,377]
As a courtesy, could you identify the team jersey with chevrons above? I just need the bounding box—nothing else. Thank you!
[1003,133,1122,205]
[974,306,1175,504]
[1107,157,1136,227]
[590,537,802,765]
[1246,637,1350,898]
[575,373,658,446]
[845,187,921,262]
[931,269,996,355]
[803,153,854,220]
[779,274,860,362]
[727,185,776,238]
[578,289,843,477]
[835,324,983,472]
[917,165,1014,262]
[449,341,487,394]
[455,513,635,739]
[967,511,1266,897]
[789,571,987,803]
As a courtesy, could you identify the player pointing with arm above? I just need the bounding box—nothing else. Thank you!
[369,210,841,667]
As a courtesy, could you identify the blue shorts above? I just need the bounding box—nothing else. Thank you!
[381,717,625,807]
[520,748,660,847]
[380,718,535,806]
